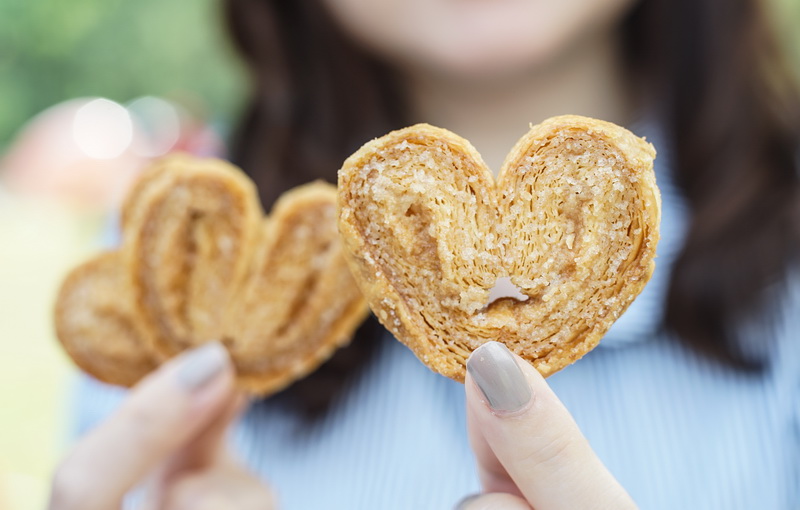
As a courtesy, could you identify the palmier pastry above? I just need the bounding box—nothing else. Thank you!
[338,115,660,381]
[55,155,369,394]
[55,252,157,387]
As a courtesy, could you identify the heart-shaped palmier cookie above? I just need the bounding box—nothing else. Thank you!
[55,154,369,394]
[338,115,660,381]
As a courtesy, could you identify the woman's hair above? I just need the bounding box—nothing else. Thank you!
[625,0,800,367]
[224,0,800,417]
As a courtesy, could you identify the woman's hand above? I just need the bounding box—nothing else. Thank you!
[49,342,274,510]
[460,341,636,510]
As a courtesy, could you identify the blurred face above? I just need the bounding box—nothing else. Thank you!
[321,0,638,79]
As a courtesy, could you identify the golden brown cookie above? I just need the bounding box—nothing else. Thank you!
[338,115,660,381]
[55,154,370,394]
[54,252,158,387]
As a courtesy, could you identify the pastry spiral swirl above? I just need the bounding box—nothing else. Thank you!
[56,154,369,394]
[338,115,660,380]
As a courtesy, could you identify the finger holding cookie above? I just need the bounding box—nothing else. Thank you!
[337,117,657,508]
[48,343,274,510]
[462,342,636,510]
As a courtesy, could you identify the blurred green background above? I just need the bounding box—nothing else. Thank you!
[0,0,245,151]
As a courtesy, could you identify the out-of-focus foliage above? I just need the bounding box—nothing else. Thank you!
[772,0,800,76]
[0,0,245,150]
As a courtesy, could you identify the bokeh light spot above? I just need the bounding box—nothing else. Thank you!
[127,96,181,157]
[71,98,133,159]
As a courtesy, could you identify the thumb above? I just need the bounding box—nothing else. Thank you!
[465,342,636,510]
[50,342,236,510]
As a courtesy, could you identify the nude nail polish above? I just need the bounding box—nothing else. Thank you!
[176,342,228,391]
[467,341,532,413]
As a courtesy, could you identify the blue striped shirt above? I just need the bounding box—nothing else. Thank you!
[73,123,800,509]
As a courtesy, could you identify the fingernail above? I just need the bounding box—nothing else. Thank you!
[454,493,481,510]
[176,342,229,391]
[467,341,531,413]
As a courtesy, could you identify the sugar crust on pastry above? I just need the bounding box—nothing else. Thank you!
[55,154,369,394]
[338,115,660,381]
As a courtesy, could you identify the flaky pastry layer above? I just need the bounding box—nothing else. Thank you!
[338,115,660,380]
[56,155,369,394]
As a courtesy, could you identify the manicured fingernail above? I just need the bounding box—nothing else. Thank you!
[454,493,481,510]
[467,341,531,413]
[176,342,229,391]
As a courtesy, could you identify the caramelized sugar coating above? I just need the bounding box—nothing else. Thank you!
[55,155,369,395]
[338,115,660,381]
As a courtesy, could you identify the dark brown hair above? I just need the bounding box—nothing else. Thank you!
[625,0,800,368]
[224,0,800,415]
